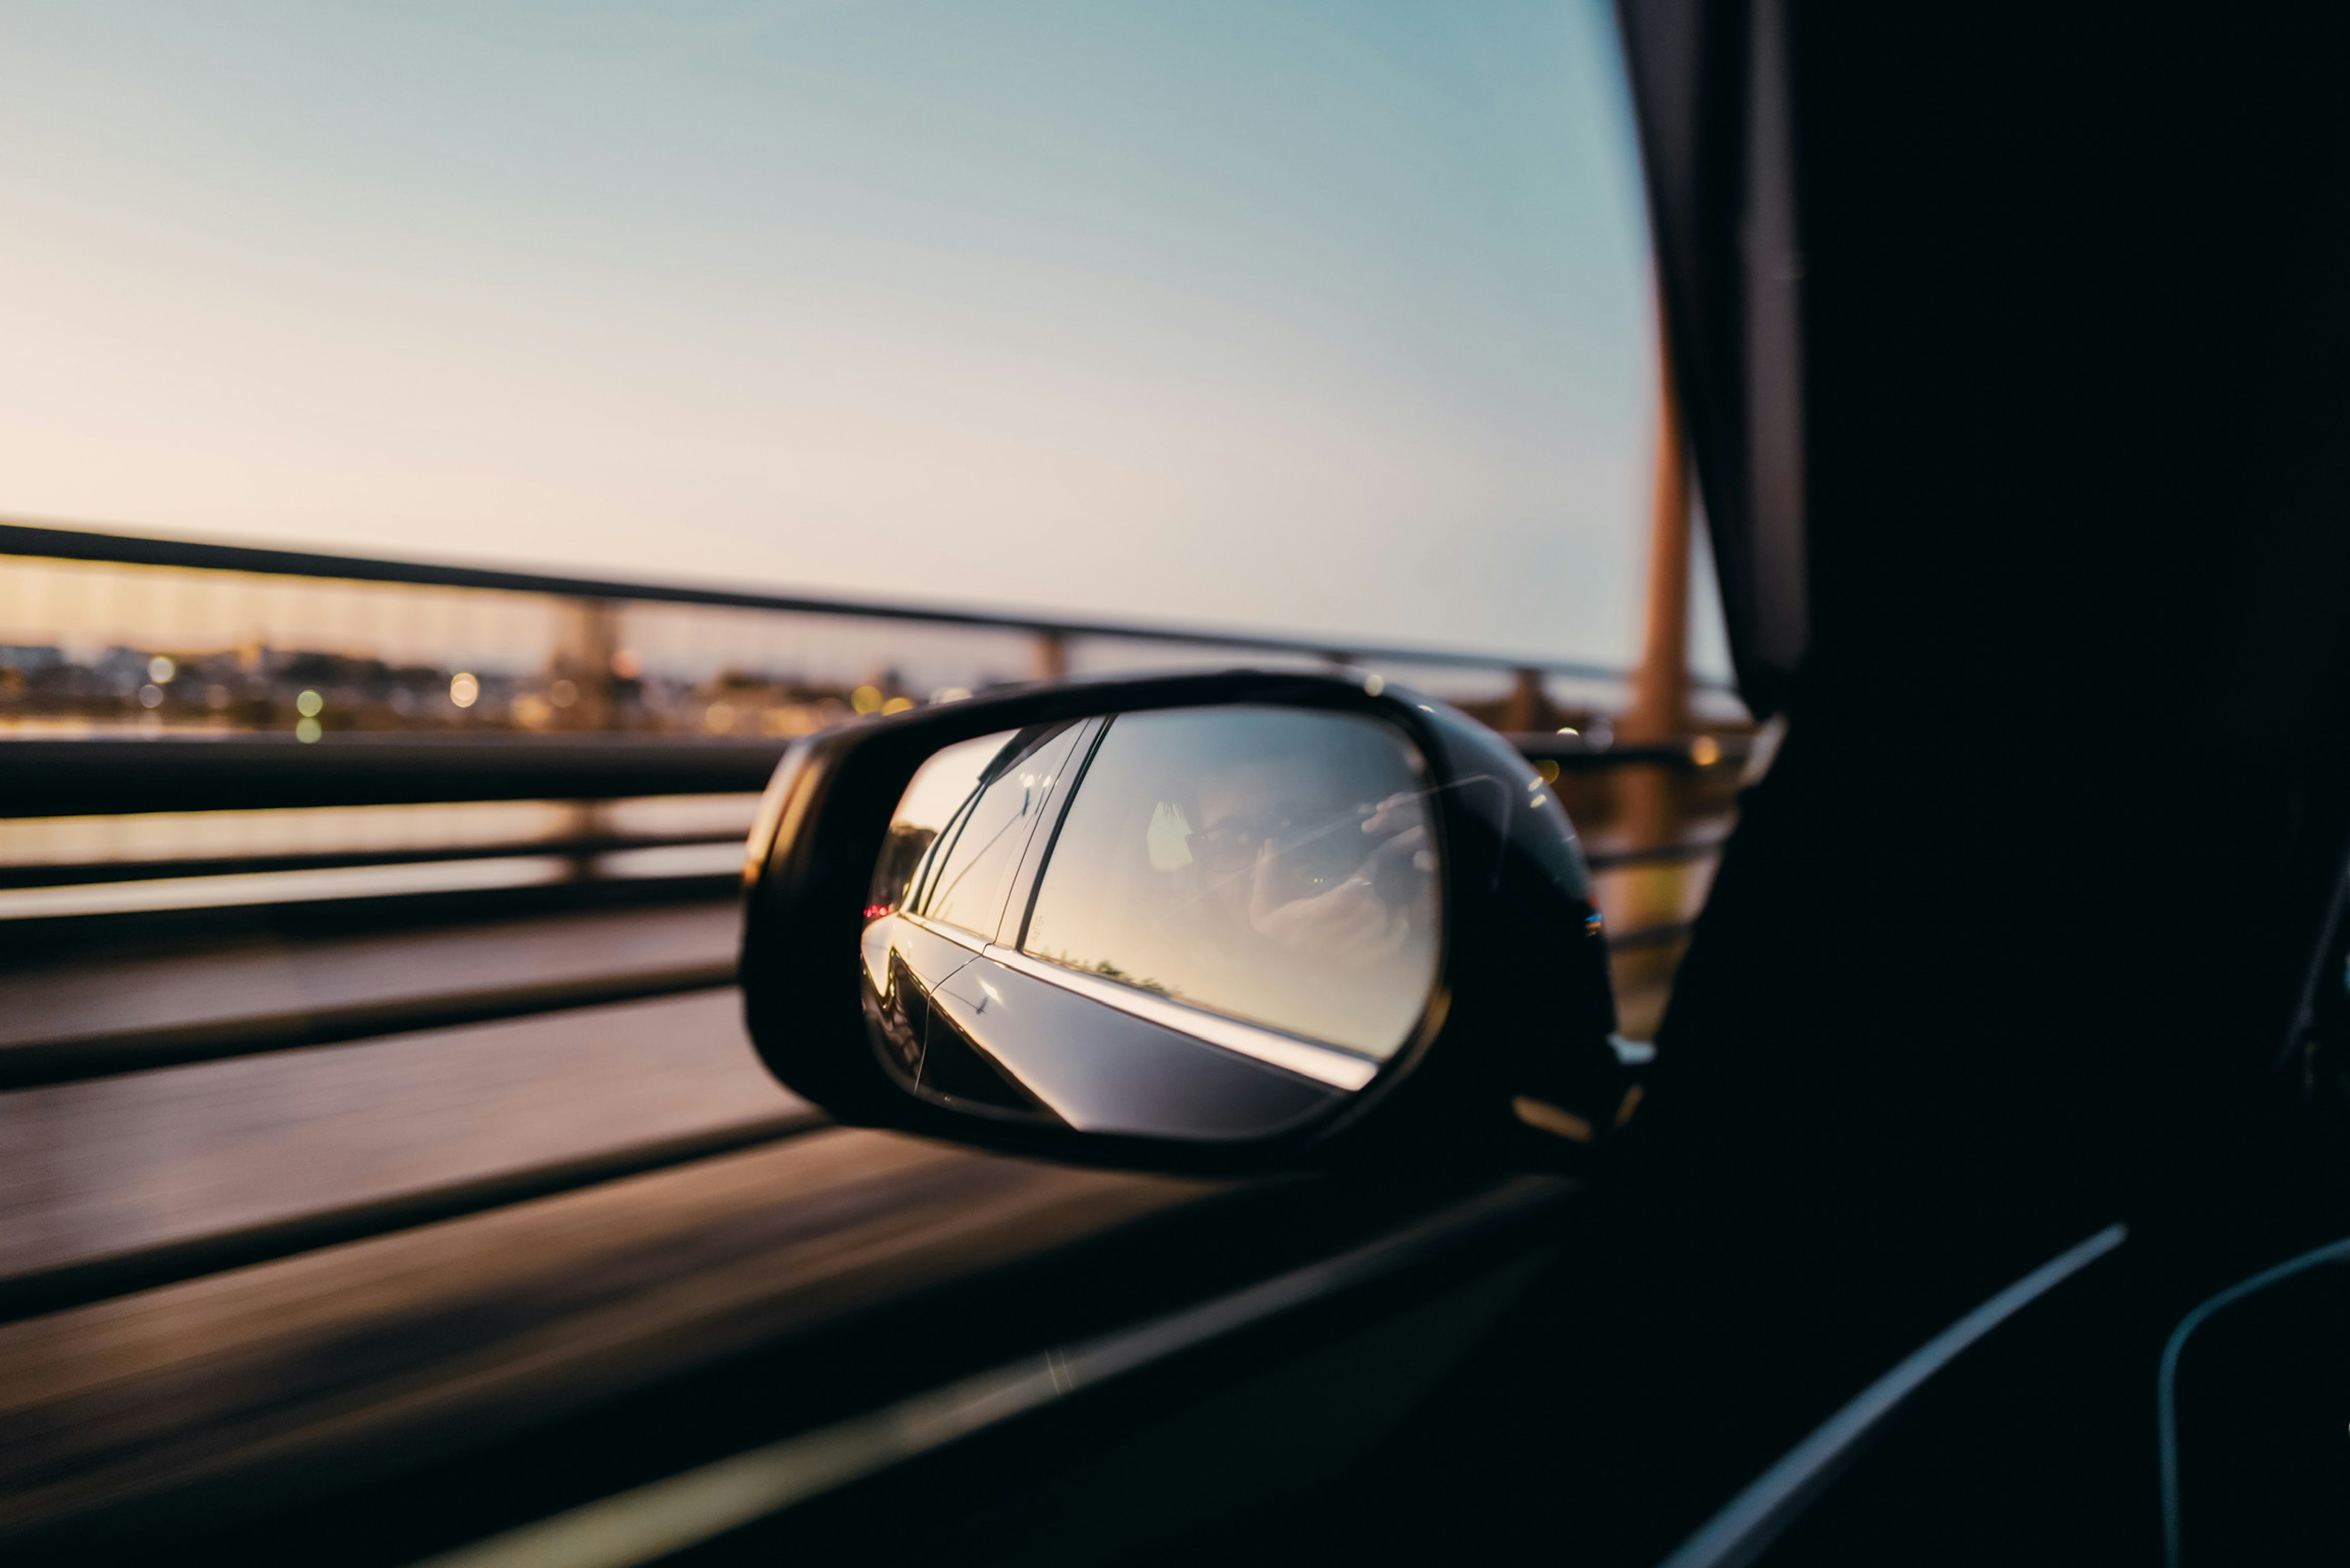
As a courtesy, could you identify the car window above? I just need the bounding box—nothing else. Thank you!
[1020,706,1438,1059]
[917,722,1088,938]
[876,730,1020,914]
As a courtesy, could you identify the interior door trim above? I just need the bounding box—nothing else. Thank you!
[1658,1222,2128,1568]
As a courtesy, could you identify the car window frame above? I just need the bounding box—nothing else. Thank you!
[910,720,1093,941]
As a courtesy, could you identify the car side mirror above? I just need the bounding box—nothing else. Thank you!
[740,670,1636,1175]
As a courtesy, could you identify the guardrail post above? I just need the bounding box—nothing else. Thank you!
[1033,630,1069,682]
[1502,667,1548,732]
[551,597,621,732]
[551,598,623,870]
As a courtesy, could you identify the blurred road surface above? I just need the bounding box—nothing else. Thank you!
[0,862,1691,1545]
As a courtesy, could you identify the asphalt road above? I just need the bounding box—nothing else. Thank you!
[0,854,1697,1292]
[0,856,1698,1547]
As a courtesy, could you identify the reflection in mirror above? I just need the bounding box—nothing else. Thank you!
[870,728,1015,918]
[897,723,1087,936]
[862,706,1441,1141]
[1023,707,1438,1059]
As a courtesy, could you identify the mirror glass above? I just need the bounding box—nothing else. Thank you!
[863,706,1440,1140]
[1022,707,1438,1056]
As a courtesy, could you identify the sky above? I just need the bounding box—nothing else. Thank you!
[0,0,1724,674]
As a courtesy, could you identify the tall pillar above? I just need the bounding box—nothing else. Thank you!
[1614,323,1695,980]
[1624,351,1692,749]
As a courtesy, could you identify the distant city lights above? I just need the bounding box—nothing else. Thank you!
[0,559,1677,745]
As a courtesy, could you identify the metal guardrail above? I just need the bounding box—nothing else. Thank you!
[0,724,1737,952]
[0,809,1733,1095]
[0,733,788,817]
[0,823,1729,893]
[0,725,1737,955]
[0,730,1747,818]
[0,534,1737,1077]
[1,518,1728,685]
[0,831,746,890]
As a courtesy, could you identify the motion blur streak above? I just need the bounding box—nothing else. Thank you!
[0,1129,1204,1540]
[410,1175,1575,1568]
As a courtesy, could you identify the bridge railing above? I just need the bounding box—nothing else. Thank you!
[0,525,1745,1332]
[0,521,1744,981]
[1,518,1726,731]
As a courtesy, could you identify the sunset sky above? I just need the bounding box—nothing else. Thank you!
[0,0,1725,674]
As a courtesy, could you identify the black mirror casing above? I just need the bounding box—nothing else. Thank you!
[739,668,1633,1176]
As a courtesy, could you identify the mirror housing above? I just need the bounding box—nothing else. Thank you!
[740,669,1635,1176]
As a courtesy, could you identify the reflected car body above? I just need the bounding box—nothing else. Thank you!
[860,909,1348,1135]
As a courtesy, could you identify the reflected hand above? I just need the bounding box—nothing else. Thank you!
[1247,857,1404,961]
[1243,793,1429,963]
[1358,791,1430,873]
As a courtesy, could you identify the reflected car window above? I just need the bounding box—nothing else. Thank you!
[875,730,1018,914]
[1021,706,1438,1059]
[915,722,1088,938]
